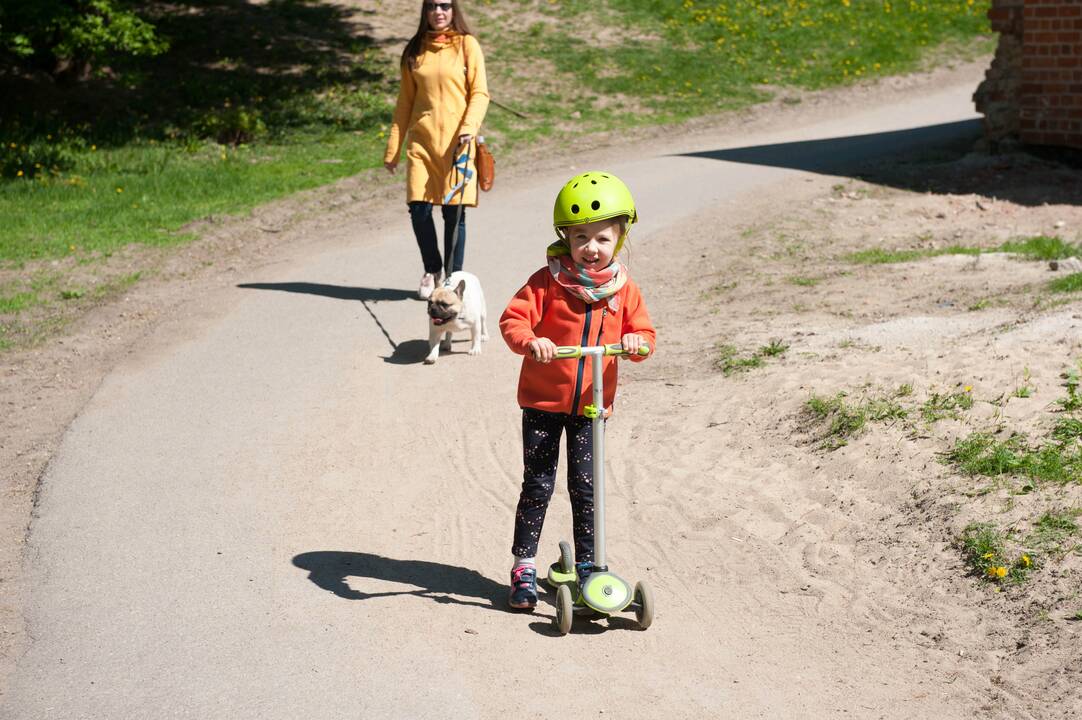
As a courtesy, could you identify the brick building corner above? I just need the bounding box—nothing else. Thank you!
[975,0,1082,150]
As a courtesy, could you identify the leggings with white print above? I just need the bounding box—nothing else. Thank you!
[511,408,595,563]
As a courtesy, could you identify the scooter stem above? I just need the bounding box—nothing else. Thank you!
[589,349,607,568]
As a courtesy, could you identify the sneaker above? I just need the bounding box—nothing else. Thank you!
[418,272,439,300]
[508,565,537,609]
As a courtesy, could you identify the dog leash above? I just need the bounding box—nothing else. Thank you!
[442,142,473,282]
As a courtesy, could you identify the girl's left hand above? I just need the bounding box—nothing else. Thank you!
[621,333,644,355]
[457,134,473,150]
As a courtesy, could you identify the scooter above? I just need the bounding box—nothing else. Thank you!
[545,343,654,635]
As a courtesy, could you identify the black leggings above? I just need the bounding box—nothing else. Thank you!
[511,408,595,563]
[409,202,466,275]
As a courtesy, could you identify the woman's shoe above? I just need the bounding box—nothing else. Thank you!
[418,272,439,299]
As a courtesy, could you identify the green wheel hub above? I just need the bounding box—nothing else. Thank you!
[579,572,633,614]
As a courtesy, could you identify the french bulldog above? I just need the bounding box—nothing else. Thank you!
[425,270,488,364]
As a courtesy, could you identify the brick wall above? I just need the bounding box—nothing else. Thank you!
[976,0,1082,150]
[1019,0,1082,148]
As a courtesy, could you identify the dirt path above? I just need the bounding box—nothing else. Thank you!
[2,61,1081,718]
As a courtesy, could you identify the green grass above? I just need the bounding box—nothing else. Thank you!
[999,235,1081,261]
[1049,273,1082,294]
[944,432,1082,487]
[0,136,384,262]
[716,338,789,375]
[804,387,907,450]
[846,235,1076,267]
[788,276,819,287]
[845,245,981,264]
[958,522,1034,584]
[921,390,975,423]
[1025,509,1081,556]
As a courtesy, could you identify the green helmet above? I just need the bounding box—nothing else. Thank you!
[552,171,638,240]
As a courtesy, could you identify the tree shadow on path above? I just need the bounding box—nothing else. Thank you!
[238,281,422,358]
[678,119,1081,208]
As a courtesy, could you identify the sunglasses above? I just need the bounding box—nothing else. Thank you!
[425,2,452,10]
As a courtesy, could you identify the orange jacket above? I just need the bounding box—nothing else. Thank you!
[500,267,656,416]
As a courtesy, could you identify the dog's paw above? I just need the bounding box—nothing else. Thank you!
[468,347,482,356]
[423,356,437,365]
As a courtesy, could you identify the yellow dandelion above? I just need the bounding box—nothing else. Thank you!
[91,145,97,151]
[964,385,973,393]
[16,170,23,177]
[116,187,123,193]
[996,566,1007,578]
[982,552,995,559]
[1021,555,1031,567]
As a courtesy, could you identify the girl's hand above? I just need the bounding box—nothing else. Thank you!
[457,134,473,150]
[621,333,644,355]
[528,337,557,364]
[384,160,398,174]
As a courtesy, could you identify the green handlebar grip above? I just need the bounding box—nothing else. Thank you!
[553,344,651,358]
[603,343,651,356]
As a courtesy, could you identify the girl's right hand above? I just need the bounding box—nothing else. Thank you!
[528,337,557,364]
[384,160,398,174]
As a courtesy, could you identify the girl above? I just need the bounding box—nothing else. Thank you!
[384,0,490,299]
[499,172,656,610]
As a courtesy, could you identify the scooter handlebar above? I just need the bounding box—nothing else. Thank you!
[554,344,651,359]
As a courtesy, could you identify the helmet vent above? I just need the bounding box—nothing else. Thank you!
[571,204,580,214]
[573,183,579,188]
[590,180,597,185]
[591,200,600,210]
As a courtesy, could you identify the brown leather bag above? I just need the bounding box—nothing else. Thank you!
[476,137,494,192]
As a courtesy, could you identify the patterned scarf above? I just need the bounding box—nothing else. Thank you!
[546,240,628,311]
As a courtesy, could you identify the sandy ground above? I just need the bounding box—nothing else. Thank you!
[2,59,1082,718]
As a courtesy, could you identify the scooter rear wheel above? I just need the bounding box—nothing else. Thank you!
[633,581,654,630]
[555,583,573,635]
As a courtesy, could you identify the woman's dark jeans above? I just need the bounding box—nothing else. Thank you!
[409,201,466,275]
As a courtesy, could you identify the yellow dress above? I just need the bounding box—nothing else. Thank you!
[384,31,490,207]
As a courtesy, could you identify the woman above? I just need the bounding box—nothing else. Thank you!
[384,0,490,299]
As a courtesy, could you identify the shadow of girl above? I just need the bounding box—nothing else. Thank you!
[292,551,506,611]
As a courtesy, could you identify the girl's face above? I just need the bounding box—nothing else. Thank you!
[566,219,621,271]
[425,1,454,31]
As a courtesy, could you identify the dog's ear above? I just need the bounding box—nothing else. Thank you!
[454,279,466,298]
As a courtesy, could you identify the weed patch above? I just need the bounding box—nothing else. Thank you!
[716,339,788,375]
[998,235,1079,261]
[804,387,908,450]
[958,522,1034,584]
[1048,273,1082,294]
[845,245,981,265]
[1025,510,1081,557]
[921,389,975,423]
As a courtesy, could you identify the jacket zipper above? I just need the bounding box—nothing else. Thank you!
[570,302,592,416]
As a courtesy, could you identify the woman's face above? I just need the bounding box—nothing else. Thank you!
[426,2,453,31]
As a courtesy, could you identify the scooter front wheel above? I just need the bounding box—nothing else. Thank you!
[554,583,573,635]
[633,581,654,630]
